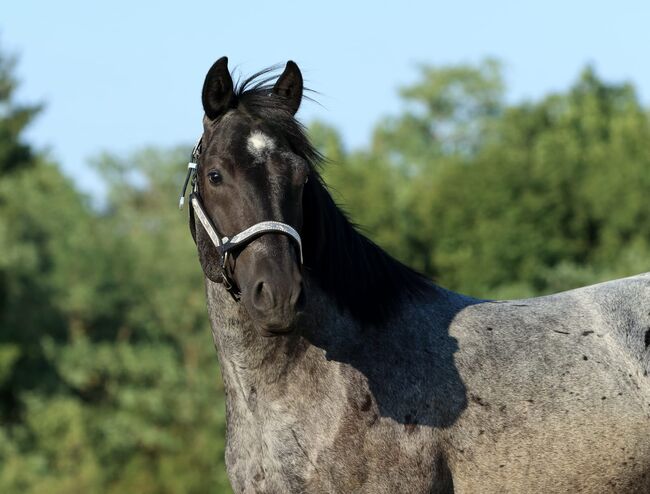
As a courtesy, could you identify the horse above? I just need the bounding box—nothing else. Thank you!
[184,57,650,493]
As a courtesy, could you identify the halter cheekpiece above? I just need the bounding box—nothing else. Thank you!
[179,136,303,300]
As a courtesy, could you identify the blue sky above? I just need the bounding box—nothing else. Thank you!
[3,1,650,196]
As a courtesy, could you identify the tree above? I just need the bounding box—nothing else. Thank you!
[429,67,650,296]
[0,44,104,493]
[312,62,650,298]
[0,46,232,493]
[312,59,508,276]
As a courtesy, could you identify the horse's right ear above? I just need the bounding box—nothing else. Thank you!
[273,61,303,115]
[202,56,236,120]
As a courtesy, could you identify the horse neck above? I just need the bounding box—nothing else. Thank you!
[204,175,438,397]
[300,175,432,325]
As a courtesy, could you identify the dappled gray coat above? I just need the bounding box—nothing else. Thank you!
[205,274,650,493]
[190,57,650,493]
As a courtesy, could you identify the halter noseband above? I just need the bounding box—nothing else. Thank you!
[179,136,303,300]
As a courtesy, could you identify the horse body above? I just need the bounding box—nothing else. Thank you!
[206,273,650,493]
[448,274,650,493]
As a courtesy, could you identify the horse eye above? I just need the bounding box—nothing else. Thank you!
[207,170,222,185]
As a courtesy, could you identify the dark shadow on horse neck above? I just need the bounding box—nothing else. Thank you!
[301,282,476,429]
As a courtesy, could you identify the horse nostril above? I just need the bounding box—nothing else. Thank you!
[252,280,274,311]
[255,280,264,297]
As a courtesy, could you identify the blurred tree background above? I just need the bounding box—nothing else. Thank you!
[1,41,650,492]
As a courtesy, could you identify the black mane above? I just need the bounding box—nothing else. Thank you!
[232,68,433,324]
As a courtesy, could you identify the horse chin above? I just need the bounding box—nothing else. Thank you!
[256,325,294,338]
[241,277,306,337]
[251,309,306,337]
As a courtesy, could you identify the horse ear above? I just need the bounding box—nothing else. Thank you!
[202,56,236,120]
[273,61,303,115]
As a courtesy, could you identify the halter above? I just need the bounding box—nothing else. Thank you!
[179,136,303,300]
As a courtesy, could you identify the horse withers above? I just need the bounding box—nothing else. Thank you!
[185,57,650,493]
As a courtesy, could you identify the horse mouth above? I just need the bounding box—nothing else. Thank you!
[255,309,306,337]
[257,324,294,337]
[260,328,292,337]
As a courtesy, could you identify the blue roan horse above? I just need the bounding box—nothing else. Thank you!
[185,57,650,493]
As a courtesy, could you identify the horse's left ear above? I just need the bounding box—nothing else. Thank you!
[273,61,303,115]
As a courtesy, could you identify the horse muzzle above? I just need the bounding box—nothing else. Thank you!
[241,254,306,336]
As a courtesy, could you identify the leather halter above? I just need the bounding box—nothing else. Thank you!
[179,137,303,300]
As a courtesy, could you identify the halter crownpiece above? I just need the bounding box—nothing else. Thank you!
[180,135,304,300]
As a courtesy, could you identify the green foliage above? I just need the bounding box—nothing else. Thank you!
[318,63,650,297]
[2,40,650,493]
[0,44,231,492]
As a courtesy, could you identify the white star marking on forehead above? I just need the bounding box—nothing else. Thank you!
[247,130,275,158]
